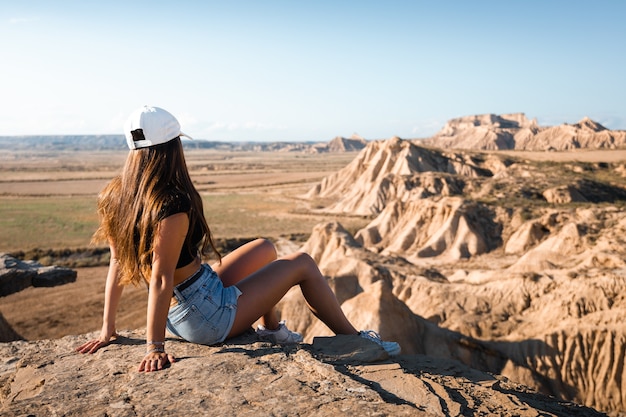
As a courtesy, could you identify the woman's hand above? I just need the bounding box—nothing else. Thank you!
[138,350,176,372]
[75,330,118,354]
[78,246,125,355]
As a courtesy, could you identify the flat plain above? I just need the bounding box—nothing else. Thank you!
[0,148,366,252]
[0,147,364,340]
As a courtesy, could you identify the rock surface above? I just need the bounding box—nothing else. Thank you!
[0,253,77,297]
[0,330,604,417]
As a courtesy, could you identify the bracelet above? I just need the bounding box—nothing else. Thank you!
[146,347,165,355]
[146,341,165,346]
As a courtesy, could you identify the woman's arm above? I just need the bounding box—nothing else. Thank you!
[76,245,124,353]
[102,246,123,337]
[138,212,188,372]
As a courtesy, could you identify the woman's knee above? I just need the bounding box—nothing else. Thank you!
[284,251,319,275]
[252,238,277,262]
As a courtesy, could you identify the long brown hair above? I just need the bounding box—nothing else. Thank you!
[93,137,220,285]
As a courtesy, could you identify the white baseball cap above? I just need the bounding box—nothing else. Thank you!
[124,105,192,150]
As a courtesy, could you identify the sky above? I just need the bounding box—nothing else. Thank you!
[1,1,625,142]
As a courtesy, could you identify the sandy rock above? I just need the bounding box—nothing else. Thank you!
[327,135,368,152]
[304,137,490,215]
[0,330,604,417]
[543,185,588,204]
[505,220,549,254]
[508,222,585,272]
[430,113,536,150]
[355,197,501,261]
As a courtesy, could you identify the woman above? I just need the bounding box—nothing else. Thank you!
[76,105,400,372]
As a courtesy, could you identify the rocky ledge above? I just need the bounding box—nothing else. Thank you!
[0,253,77,297]
[0,330,603,416]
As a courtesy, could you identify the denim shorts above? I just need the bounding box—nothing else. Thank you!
[167,264,242,345]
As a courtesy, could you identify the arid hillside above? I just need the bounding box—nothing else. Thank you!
[290,137,626,415]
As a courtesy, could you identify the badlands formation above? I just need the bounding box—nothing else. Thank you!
[423,113,626,151]
[292,133,626,415]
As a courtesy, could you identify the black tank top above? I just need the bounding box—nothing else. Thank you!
[157,191,203,268]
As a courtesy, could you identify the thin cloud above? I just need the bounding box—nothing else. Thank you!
[9,17,40,24]
[207,121,287,131]
[203,122,239,132]
[242,121,287,131]
[412,120,445,138]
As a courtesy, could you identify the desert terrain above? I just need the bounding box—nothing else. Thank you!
[3,115,626,415]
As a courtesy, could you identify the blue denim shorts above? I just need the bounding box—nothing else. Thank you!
[167,264,242,345]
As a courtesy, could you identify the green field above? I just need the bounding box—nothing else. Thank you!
[0,193,368,253]
[0,196,99,251]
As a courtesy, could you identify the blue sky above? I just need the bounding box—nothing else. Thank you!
[2,1,625,141]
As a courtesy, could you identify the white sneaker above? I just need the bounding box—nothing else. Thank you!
[256,320,303,345]
[359,330,401,356]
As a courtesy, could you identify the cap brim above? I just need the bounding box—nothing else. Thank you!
[180,131,193,140]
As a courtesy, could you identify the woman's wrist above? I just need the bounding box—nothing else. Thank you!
[146,340,165,354]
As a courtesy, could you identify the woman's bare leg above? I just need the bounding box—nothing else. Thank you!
[227,251,358,339]
[212,238,280,329]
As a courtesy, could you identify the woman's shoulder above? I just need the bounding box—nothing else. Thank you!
[158,190,192,220]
